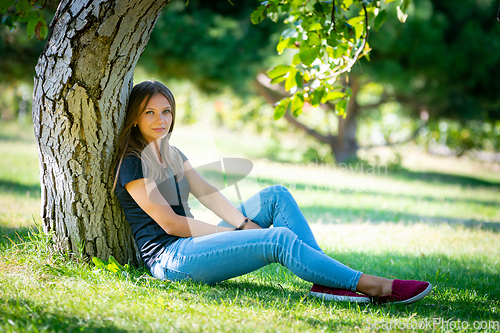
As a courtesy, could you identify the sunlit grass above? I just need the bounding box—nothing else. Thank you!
[1,120,499,332]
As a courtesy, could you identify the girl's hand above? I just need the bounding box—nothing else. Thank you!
[241,220,262,230]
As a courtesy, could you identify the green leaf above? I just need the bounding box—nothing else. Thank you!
[374,10,387,32]
[285,69,298,91]
[345,87,352,97]
[107,262,119,273]
[16,11,37,23]
[307,32,321,47]
[270,76,287,84]
[299,46,319,67]
[295,72,303,88]
[251,5,266,25]
[311,88,325,107]
[108,256,124,270]
[334,44,347,59]
[15,0,30,17]
[291,93,304,117]
[335,99,347,116]
[268,11,279,23]
[323,91,344,103]
[276,37,296,54]
[277,37,290,54]
[1,15,14,29]
[313,2,325,13]
[347,16,365,26]
[327,35,338,48]
[26,17,38,39]
[0,0,16,13]
[326,45,334,59]
[268,65,294,79]
[268,2,279,22]
[92,257,106,269]
[396,6,408,23]
[401,0,410,13]
[302,71,311,82]
[306,22,322,31]
[279,2,291,12]
[353,23,363,40]
[292,52,301,66]
[38,21,48,40]
[342,0,353,9]
[274,98,290,120]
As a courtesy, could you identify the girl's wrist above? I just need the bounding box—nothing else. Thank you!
[236,218,249,230]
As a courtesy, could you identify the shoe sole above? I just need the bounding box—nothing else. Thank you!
[394,282,433,305]
[310,291,370,303]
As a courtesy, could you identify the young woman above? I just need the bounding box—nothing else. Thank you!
[113,80,432,304]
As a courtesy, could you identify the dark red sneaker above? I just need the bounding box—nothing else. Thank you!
[373,279,432,305]
[310,284,370,303]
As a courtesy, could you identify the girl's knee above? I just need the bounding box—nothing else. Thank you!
[261,185,292,201]
[269,184,290,193]
[270,227,297,243]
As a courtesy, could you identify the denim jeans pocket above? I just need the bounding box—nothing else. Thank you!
[165,268,193,282]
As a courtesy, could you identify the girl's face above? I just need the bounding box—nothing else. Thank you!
[135,93,173,143]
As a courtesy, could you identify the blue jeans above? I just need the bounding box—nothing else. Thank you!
[151,185,362,291]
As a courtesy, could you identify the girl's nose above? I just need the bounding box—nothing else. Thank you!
[155,113,165,122]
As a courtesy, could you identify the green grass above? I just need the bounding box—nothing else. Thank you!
[1,121,499,332]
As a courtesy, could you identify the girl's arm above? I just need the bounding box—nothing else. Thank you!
[125,178,235,237]
[183,159,261,230]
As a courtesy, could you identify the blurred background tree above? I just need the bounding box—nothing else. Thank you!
[0,0,56,122]
[138,0,500,163]
[1,0,499,163]
[360,0,500,157]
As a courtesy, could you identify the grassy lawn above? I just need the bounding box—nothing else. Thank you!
[1,121,499,332]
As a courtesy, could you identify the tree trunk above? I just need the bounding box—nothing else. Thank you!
[255,74,361,164]
[32,0,168,265]
[329,78,360,163]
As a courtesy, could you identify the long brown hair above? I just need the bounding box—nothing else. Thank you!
[113,80,184,192]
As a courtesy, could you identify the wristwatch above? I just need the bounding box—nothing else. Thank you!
[236,218,249,230]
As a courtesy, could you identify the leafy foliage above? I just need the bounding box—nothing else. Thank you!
[0,0,49,40]
[416,119,500,155]
[253,0,410,120]
[355,0,500,154]
[0,1,57,82]
[92,256,131,277]
[364,0,500,122]
[138,0,284,94]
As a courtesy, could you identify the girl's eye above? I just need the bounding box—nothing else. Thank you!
[163,109,171,114]
[145,110,153,115]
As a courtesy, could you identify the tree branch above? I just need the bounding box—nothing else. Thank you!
[254,74,335,146]
[325,3,369,79]
[283,111,334,145]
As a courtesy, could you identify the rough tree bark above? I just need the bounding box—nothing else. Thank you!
[32,0,168,265]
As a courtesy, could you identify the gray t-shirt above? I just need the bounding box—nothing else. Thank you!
[115,148,191,269]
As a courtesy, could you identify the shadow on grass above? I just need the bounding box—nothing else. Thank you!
[388,170,500,188]
[300,205,500,232]
[1,239,497,329]
[256,177,500,231]
[0,297,128,332]
[190,251,500,325]
[0,225,32,248]
[0,179,41,197]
